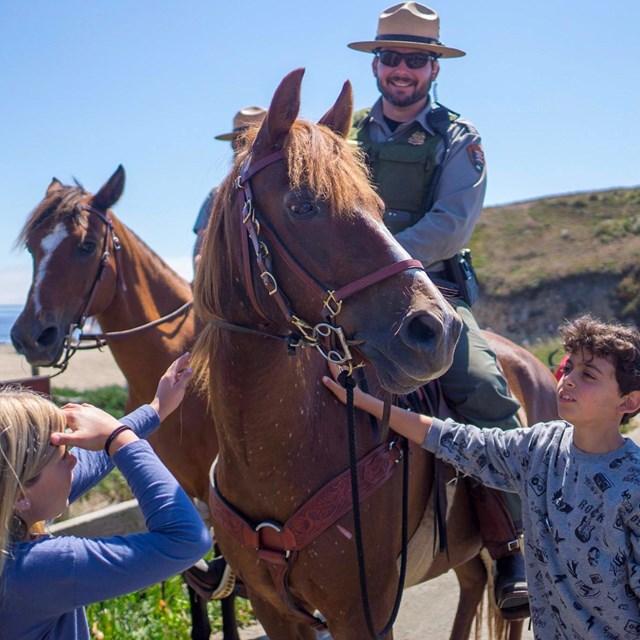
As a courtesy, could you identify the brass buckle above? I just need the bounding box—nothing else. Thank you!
[260,271,278,295]
[323,291,342,318]
[242,199,254,223]
[291,316,317,343]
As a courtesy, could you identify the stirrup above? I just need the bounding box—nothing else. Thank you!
[211,563,236,600]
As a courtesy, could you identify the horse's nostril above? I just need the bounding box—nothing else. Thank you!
[406,313,437,345]
[37,326,59,348]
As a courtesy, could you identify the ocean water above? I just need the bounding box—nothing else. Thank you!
[0,304,22,344]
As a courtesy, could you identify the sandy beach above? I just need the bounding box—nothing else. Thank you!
[0,344,126,390]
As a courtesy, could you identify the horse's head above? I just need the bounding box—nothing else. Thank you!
[194,69,461,394]
[11,166,125,366]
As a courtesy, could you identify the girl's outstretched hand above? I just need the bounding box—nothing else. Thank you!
[151,352,193,421]
[54,403,123,451]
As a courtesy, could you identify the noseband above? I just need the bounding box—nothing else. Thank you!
[233,149,424,371]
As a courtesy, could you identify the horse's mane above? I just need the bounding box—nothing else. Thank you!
[191,119,383,394]
[16,185,89,248]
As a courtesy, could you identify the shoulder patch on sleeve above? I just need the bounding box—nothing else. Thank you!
[466,144,485,173]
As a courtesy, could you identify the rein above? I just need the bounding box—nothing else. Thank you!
[340,371,409,639]
[49,205,193,376]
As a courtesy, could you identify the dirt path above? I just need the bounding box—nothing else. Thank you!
[0,343,126,390]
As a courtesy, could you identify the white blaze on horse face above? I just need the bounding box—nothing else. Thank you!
[34,222,69,314]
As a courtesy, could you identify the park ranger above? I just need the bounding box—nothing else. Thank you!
[348,2,529,618]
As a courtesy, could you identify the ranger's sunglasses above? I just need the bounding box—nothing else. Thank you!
[376,50,435,69]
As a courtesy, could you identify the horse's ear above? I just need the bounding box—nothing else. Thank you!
[317,81,354,139]
[46,178,64,196]
[252,68,304,156]
[91,165,126,212]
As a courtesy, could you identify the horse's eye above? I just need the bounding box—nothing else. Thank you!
[79,240,97,255]
[289,201,315,217]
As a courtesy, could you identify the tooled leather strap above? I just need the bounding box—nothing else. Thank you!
[209,441,402,629]
[210,441,402,552]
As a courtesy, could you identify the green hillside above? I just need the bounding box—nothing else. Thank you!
[470,187,640,321]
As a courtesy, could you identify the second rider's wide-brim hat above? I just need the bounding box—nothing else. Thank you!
[215,106,267,141]
[348,2,465,59]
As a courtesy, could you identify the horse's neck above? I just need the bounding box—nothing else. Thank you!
[96,220,194,401]
[210,335,381,519]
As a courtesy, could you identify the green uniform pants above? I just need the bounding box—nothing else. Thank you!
[439,301,523,526]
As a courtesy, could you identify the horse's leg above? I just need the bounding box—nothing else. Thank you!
[187,582,211,640]
[249,594,317,640]
[507,619,524,640]
[221,594,241,640]
[186,579,241,640]
[450,556,487,640]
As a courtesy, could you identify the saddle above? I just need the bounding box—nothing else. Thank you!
[401,381,520,561]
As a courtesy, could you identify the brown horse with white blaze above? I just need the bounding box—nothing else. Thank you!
[192,68,556,640]
[11,169,218,500]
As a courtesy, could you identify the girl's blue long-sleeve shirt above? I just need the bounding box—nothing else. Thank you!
[0,405,211,640]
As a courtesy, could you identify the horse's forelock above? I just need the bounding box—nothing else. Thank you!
[193,118,385,330]
[285,121,383,220]
[18,186,88,249]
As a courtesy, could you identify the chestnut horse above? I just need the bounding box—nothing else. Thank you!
[192,68,558,640]
[10,170,235,640]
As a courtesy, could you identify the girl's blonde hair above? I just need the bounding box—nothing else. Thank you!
[0,388,66,578]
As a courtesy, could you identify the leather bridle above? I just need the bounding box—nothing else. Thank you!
[49,204,192,375]
[230,149,424,371]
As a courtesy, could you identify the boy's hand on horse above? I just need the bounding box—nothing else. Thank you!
[322,361,376,416]
[323,361,433,446]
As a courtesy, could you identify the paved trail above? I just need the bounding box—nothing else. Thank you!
[212,570,534,640]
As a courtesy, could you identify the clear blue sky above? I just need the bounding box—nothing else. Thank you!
[1,0,639,304]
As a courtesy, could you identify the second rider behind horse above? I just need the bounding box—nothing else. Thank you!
[347,2,528,616]
[193,106,268,271]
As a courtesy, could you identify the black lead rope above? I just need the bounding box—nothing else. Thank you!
[338,371,409,640]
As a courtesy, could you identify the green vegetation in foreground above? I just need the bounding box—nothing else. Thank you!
[87,572,255,639]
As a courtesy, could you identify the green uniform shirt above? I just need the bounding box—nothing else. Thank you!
[350,98,487,272]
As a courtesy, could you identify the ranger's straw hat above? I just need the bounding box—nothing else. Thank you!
[348,2,465,59]
[215,106,267,141]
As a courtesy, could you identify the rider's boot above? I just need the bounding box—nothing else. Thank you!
[471,483,530,619]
